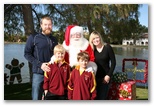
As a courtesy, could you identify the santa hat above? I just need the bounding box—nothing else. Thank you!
[65,25,83,46]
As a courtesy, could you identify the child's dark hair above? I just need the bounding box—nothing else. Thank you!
[77,51,90,61]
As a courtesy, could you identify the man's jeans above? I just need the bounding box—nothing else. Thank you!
[32,73,44,100]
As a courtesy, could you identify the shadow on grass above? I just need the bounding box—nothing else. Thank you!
[4,83,148,100]
[136,96,148,100]
[4,83,32,100]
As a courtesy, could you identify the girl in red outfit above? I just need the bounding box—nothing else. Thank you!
[43,44,71,100]
[68,51,96,100]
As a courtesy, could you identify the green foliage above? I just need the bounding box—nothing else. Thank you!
[4,34,27,42]
[4,5,23,36]
[4,4,148,44]
[52,31,65,44]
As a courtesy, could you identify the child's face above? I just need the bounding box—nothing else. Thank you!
[55,51,65,62]
[78,59,88,69]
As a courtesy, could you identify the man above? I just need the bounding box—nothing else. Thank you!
[24,15,58,100]
[63,25,97,74]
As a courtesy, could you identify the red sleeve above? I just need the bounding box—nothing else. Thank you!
[43,72,49,90]
[85,45,95,62]
[90,72,97,100]
[64,51,69,64]
[43,65,51,90]
[67,71,74,100]
[65,65,71,90]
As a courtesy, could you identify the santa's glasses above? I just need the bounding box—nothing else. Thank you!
[71,32,81,38]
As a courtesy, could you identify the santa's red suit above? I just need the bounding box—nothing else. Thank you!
[62,25,97,74]
[63,39,95,67]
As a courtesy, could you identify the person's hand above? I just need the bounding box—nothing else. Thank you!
[44,90,48,96]
[85,67,93,72]
[103,75,110,84]
[41,63,50,72]
[86,61,97,75]
[49,55,55,64]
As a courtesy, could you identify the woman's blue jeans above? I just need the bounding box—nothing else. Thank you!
[32,73,44,100]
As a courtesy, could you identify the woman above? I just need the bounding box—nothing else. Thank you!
[89,31,116,100]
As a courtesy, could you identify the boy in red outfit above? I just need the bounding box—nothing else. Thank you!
[67,51,96,100]
[43,44,71,100]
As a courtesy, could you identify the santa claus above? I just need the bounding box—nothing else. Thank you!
[62,25,97,74]
[50,25,97,74]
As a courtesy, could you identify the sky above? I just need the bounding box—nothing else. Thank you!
[138,4,148,27]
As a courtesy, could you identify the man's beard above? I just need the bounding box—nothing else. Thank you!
[42,29,52,35]
[70,38,84,48]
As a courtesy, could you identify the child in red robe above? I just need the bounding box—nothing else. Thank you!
[67,51,96,100]
[43,44,71,100]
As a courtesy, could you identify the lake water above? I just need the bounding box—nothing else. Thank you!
[4,43,148,86]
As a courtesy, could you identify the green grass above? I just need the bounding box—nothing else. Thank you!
[136,87,148,100]
[4,83,32,100]
[4,83,148,100]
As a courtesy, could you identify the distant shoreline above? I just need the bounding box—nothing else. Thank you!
[111,44,148,48]
[4,41,148,48]
[4,41,26,44]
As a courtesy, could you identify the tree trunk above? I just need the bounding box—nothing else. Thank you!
[22,4,34,84]
[22,4,34,36]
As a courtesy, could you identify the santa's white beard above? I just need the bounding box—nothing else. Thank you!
[68,47,80,67]
[63,37,89,67]
[69,38,84,67]
[70,38,84,48]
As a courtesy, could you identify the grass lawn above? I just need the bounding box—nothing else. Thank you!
[136,87,148,100]
[4,83,148,100]
[4,83,32,100]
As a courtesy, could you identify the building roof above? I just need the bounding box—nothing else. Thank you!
[140,33,148,38]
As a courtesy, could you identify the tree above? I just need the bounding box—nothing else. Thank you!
[21,4,35,36]
[4,4,23,36]
[4,4,144,44]
[21,4,35,84]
